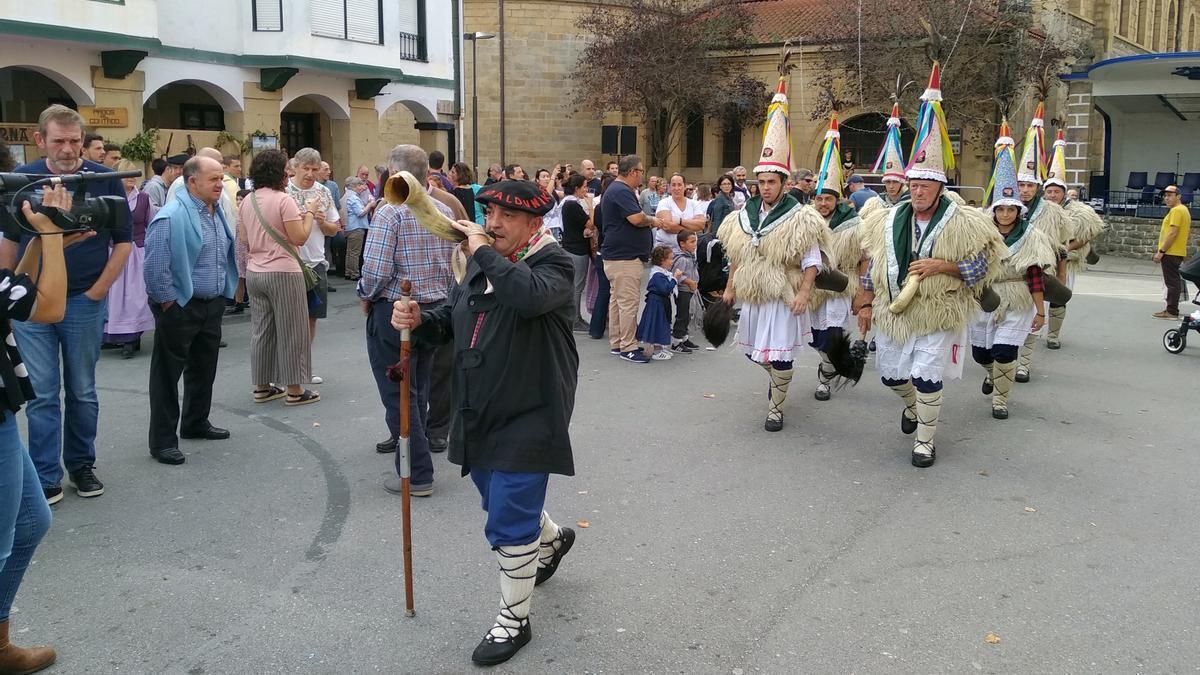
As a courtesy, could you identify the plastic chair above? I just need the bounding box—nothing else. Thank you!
[1140,186,1156,204]
[1154,171,1177,190]
[1182,172,1200,190]
[1181,187,1195,205]
[1126,171,1148,190]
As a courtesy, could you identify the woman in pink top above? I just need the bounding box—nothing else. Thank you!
[238,149,320,406]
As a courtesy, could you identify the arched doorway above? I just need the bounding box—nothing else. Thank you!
[0,66,80,123]
[144,82,229,132]
[839,113,917,172]
[378,100,427,156]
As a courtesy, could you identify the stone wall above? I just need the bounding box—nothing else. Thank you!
[1095,215,1200,259]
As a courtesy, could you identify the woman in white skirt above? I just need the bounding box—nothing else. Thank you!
[970,142,1056,419]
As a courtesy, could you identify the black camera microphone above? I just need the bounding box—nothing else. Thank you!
[0,170,143,192]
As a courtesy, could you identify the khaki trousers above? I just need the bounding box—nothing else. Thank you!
[605,259,643,352]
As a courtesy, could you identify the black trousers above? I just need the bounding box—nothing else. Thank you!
[148,297,224,451]
[1162,254,1184,314]
[426,341,454,442]
[672,290,694,340]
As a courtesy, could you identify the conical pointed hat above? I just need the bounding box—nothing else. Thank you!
[1017,102,1046,183]
[987,119,1025,215]
[815,112,845,197]
[874,102,907,182]
[1044,129,1068,189]
[753,78,792,176]
[906,62,954,183]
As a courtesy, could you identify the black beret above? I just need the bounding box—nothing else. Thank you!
[475,179,554,216]
[166,154,189,166]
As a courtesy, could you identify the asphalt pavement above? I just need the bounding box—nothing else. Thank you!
[12,265,1199,674]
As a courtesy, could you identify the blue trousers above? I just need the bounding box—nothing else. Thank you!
[12,293,106,489]
[470,469,549,548]
[0,414,52,621]
[365,300,434,486]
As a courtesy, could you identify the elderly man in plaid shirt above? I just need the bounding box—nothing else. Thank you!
[358,144,457,496]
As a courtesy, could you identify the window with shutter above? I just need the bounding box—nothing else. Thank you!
[398,0,425,61]
[311,0,345,39]
[310,0,382,44]
[253,0,283,31]
[346,0,382,44]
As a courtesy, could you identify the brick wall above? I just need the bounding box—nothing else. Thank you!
[1095,215,1200,259]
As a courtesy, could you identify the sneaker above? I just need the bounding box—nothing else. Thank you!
[69,465,104,498]
[620,350,649,363]
[610,348,622,356]
[682,339,700,350]
[670,342,693,354]
[383,476,433,497]
[311,375,324,384]
[43,485,63,505]
[1152,310,1180,320]
[651,350,672,361]
[572,321,590,333]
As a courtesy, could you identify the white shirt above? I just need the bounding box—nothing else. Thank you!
[286,181,341,265]
[655,196,705,252]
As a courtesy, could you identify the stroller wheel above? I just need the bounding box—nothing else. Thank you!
[1163,328,1186,354]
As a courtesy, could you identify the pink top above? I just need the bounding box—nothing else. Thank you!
[240,188,303,274]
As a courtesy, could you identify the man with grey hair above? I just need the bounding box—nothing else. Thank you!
[484,163,503,185]
[731,165,750,209]
[0,104,132,501]
[357,144,456,491]
[342,176,374,280]
[168,147,237,229]
[142,156,238,465]
[287,148,341,384]
[788,168,815,204]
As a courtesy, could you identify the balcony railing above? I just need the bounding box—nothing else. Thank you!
[398,31,426,62]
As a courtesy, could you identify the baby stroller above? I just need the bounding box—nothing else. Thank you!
[1163,310,1200,354]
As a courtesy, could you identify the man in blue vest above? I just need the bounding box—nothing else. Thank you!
[142,156,238,465]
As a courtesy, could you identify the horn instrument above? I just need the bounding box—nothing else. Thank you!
[383,171,468,243]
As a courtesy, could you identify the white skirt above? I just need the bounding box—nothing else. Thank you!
[874,329,962,383]
[735,299,812,363]
[812,295,851,332]
[969,304,1036,349]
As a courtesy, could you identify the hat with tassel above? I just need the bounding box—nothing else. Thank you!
[873,101,907,183]
[985,118,1025,215]
[1044,128,1068,189]
[1016,102,1047,184]
[814,112,845,197]
[906,62,955,184]
[753,77,794,177]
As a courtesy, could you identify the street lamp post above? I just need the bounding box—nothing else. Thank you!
[463,31,495,180]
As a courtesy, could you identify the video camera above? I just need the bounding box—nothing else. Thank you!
[0,170,141,235]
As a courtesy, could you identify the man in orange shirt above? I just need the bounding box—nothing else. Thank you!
[1153,185,1192,319]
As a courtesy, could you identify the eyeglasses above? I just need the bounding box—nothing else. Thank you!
[802,178,815,183]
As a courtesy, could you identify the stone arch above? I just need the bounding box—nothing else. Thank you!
[838,112,917,171]
[143,81,235,131]
[280,93,350,121]
[0,65,93,119]
[143,79,242,114]
[377,100,426,155]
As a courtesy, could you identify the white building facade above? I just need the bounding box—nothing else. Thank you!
[0,0,462,179]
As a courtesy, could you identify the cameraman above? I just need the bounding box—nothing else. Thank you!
[0,141,88,671]
[0,104,132,504]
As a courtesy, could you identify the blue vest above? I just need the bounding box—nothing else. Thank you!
[147,191,238,306]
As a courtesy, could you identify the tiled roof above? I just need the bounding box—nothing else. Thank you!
[741,0,992,46]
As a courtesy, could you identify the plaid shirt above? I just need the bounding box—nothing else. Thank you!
[861,252,989,293]
[356,201,456,304]
[1024,265,1046,294]
[144,193,231,303]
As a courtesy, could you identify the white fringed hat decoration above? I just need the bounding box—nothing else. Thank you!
[1044,128,1068,190]
[905,62,954,184]
[872,101,907,183]
[814,112,845,197]
[1016,101,1047,184]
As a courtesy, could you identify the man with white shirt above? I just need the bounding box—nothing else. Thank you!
[731,165,751,209]
[167,147,237,227]
[286,148,340,383]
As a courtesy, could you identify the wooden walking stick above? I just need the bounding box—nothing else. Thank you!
[398,280,416,617]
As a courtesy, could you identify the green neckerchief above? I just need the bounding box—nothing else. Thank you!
[1024,192,1042,221]
[892,196,952,286]
[999,213,1029,247]
[745,193,801,234]
[828,202,857,230]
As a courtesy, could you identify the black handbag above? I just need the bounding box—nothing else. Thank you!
[1180,254,1200,284]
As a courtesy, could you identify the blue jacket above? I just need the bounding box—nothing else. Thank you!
[144,191,237,306]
